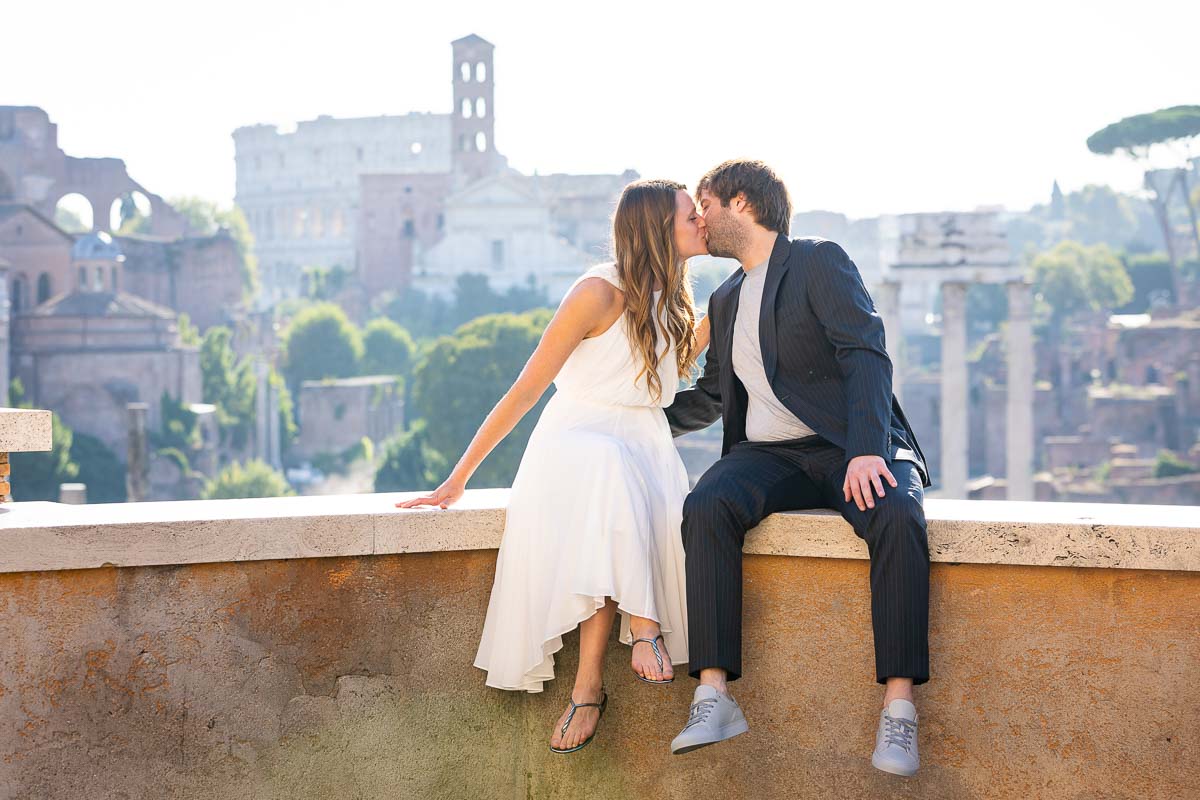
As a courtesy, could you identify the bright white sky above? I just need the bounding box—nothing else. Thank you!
[4,0,1197,218]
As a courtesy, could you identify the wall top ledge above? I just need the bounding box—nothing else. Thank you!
[0,490,1196,574]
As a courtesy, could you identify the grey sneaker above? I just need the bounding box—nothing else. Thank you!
[670,685,749,755]
[871,699,920,776]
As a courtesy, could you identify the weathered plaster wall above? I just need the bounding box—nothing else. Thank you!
[1,548,1196,799]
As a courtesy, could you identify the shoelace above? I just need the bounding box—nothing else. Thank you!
[882,714,916,752]
[682,697,719,731]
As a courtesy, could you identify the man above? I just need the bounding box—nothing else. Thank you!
[663,159,931,777]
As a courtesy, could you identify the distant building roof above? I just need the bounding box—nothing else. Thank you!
[71,231,125,263]
[0,203,75,243]
[26,290,175,320]
[451,34,493,47]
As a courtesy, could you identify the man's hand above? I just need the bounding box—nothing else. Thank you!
[843,455,898,512]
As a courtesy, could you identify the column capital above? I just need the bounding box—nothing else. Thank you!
[941,280,970,305]
[1006,279,1034,321]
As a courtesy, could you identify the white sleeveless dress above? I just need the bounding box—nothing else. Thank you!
[473,262,691,692]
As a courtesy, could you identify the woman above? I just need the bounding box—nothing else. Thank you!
[396,179,710,754]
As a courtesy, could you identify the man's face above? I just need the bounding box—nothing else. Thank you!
[697,188,746,260]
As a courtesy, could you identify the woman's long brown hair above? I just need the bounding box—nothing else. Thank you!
[611,179,702,403]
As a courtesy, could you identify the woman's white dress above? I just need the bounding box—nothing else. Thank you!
[473,262,691,692]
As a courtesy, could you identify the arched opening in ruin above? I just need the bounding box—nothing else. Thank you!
[109,190,153,234]
[54,193,93,232]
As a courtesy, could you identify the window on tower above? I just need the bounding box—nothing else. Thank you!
[475,61,487,82]
[460,61,470,82]
[475,97,486,117]
[462,99,472,118]
[475,132,487,152]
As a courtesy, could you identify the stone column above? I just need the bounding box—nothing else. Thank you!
[1006,280,1034,500]
[940,282,969,498]
[268,379,282,470]
[0,262,10,406]
[59,483,87,504]
[126,403,149,502]
[876,279,904,403]
[194,405,219,480]
[255,359,269,463]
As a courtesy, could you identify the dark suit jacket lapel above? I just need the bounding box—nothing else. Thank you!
[717,269,744,397]
[759,233,794,383]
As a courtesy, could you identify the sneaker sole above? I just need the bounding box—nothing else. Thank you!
[670,718,750,755]
[871,752,918,777]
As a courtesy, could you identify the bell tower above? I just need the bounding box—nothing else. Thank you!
[451,34,496,185]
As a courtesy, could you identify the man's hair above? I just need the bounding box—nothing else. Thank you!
[696,159,791,236]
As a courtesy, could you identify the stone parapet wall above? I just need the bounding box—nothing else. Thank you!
[0,493,1196,799]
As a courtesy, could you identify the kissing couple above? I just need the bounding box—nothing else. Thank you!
[397,159,932,776]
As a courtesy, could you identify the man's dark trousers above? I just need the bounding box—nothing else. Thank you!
[682,434,930,685]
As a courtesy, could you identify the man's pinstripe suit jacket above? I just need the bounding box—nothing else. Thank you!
[666,233,930,487]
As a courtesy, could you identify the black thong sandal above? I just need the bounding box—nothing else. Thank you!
[631,633,674,684]
[548,689,608,754]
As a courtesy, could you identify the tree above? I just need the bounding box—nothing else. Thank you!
[1120,253,1178,311]
[302,264,352,301]
[280,303,363,389]
[152,391,200,458]
[202,459,294,499]
[1087,105,1200,287]
[1006,184,1159,256]
[70,432,126,503]
[381,286,453,340]
[379,274,553,341]
[1086,106,1200,158]
[269,369,298,455]
[169,196,261,301]
[1032,241,1133,328]
[410,309,552,488]
[361,318,416,376]
[177,312,201,346]
[374,420,449,491]
[199,326,257,450]
[1154,450,1198,479]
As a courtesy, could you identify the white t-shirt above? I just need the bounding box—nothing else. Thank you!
[731,259,818,442]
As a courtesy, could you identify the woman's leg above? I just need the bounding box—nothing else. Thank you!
[550,598,616,750]
[628,616,672,682]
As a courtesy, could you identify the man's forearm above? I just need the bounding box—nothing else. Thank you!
[665,387,722,437]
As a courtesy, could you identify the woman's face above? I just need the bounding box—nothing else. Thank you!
[673,189,708,259]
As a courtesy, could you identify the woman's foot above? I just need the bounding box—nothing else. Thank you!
[629,618,673,683]
[549,684,606,752]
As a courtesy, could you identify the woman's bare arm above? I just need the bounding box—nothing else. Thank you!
[395,278,620,509]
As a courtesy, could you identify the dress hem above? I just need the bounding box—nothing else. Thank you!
[474,593,688,694]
